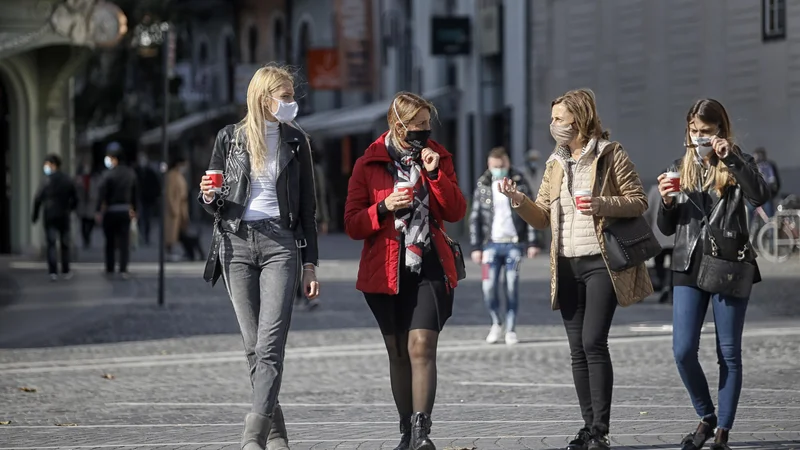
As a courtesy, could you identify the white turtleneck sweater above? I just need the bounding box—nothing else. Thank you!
[242,120,281,220]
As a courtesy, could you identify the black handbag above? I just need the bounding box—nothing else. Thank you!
[602,217,663,272]
[684,190,756,298]
[432,220,466,281]
[696,224,756,298]
[597,145,662,272]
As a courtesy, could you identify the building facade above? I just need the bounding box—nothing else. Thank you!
[527,0,800,192]
[0,0,126,254]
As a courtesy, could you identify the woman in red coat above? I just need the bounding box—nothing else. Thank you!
[345,92,466,450]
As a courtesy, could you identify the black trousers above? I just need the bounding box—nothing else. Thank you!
[80,218,94,248]
[557,255,618,435]
[103,211,131,273]
[44,217,71,275]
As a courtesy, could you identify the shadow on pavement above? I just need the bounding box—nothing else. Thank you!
[0,233,797,349]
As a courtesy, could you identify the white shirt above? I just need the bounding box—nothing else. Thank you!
[491,178,518,241]
[243,121,281,220]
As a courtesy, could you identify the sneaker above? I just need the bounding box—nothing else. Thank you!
[49,274,58,282]
[566,427,593,450]
[485,324,503,344]
[587,435,610,450]
[505,331,519,345]
[62,272,74,280]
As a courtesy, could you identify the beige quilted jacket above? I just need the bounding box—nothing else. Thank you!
[513,141,654,310]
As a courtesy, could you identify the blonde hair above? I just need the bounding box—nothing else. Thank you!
[386,91,437,149]
[551,88,609,144]
[680,99,736,196]
[234,64,295,173]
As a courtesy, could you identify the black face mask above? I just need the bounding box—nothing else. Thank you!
[404,129,431,150]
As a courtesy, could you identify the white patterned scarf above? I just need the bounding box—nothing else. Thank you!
[386,135,430,274]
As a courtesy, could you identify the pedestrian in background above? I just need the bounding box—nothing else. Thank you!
[345,91,466,450]
[199,64,319,450]
[645,184,675,303]
[469,146,541,346]
[164,156,189,261]
[135,151,161,246]
[656,99,770,450]
[75,155,102,249]
[97,142,137,279]
[497,88,652,450]
[32,154,77,281]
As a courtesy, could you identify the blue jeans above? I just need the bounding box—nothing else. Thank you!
[672,286,749,430]
[481,243,522,331]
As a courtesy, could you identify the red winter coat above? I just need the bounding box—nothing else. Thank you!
[344,132,467,295]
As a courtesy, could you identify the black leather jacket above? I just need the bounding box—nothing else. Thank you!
[469,168,540,252]
[657,148,771,272]
[200,123,319,285]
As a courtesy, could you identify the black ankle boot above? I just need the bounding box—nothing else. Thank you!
[393,416,411,450]
[709,429,731,450]
[566,427,593,450]
[410,412,435,450]
[681,416,717,450]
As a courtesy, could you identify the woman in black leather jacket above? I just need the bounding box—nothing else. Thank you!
[655,99,770,450]
[198,65,320,450]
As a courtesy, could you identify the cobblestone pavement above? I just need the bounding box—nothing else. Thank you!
[0,235,799,449]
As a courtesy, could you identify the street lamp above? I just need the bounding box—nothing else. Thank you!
[132,16,173,307]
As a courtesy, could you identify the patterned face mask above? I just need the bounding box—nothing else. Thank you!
[550,123,576,145]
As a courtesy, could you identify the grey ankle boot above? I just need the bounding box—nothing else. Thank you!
[242,413,271,450]
[266,404,290,450]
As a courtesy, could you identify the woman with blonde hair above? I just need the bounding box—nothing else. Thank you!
[198,64,320,450]
[497,88,652,450]
[344,91,466,450]
[656,99,770,450]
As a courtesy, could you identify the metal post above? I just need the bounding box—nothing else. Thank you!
[158,27,170,307]
[474,0,485,180]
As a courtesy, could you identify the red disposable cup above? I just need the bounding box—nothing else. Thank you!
[665,171,681,197]
[574,189,592,209]
[394,181,414,202]
[206,170,223,193]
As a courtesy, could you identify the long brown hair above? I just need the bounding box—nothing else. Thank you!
[680,98,736,195]
[551,88,610,145]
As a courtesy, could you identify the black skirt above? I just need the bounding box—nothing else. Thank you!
[364,248,453,335]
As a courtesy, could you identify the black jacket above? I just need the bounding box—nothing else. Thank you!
[657,148,771,273]
[200,123,319,284]
[136,164,162,203]
[469,168,540,252]
[32,171,78,223]
[97,165,138,213]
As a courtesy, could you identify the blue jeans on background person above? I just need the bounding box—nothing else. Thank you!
[672,285,749,430]
[481,242,523,332]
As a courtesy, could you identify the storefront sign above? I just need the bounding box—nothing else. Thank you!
[307,48,341,90]
[431,17,471,56]
[334,0,374,90]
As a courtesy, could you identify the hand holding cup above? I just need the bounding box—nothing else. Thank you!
[200,170,223,202]
[574,190,598,215]
[657,171,681,205]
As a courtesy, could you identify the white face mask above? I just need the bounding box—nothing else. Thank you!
[691,136,713,158]
[271,99,299,124]
[104,156,115,169]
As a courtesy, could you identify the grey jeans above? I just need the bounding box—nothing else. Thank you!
[220,218,301,416]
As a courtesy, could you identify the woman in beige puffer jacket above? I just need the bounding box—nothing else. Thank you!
[497,88,652,450]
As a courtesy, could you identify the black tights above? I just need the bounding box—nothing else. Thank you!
[382,329,439,416]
